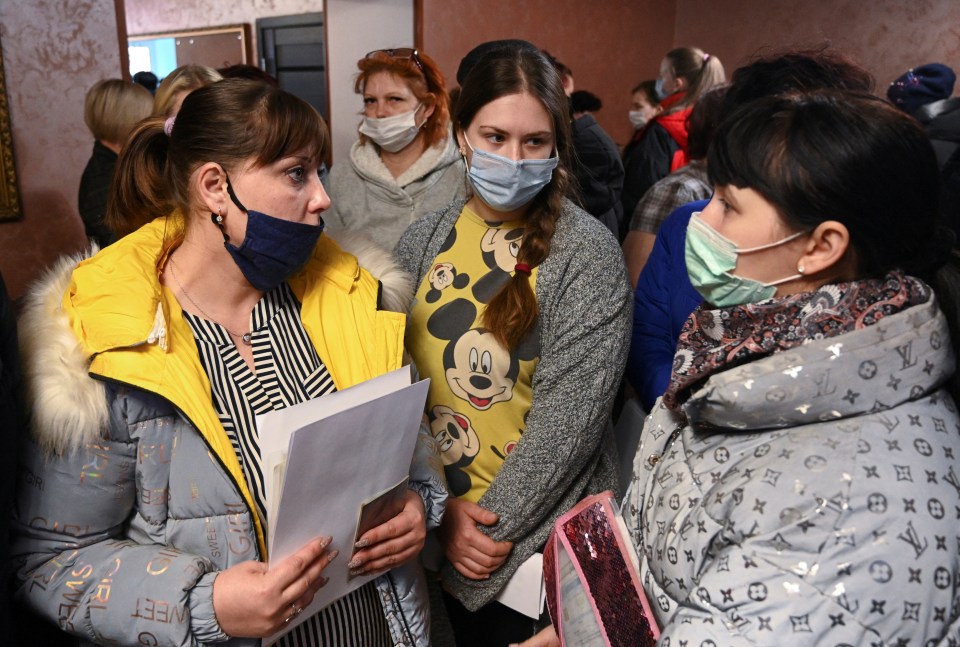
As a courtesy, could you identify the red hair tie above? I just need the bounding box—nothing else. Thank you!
[514,263,531,275]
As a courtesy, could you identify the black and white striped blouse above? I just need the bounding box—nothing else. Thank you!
[183,282,391,647]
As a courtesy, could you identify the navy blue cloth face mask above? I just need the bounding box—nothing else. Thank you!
[216,175,325,293]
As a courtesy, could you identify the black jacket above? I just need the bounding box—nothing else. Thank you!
[620,122,681,231]
[914,97,960,169]
[77,140,118,247]
[569,114,624,238]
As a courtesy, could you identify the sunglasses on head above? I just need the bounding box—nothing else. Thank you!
[366,47,424,73]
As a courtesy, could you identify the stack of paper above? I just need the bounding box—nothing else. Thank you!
[257,366,430,643]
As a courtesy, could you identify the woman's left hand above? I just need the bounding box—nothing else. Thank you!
[346,490,426,576]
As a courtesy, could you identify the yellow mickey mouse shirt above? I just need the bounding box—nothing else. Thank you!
[407,204,540,503]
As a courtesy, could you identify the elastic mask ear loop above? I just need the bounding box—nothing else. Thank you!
[225,174,248,212]
[211,209,229,245]
[737,229,809,288]
[736,229,808,254]
[212,173,248,246]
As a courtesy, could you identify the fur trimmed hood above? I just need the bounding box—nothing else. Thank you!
[18,246,111,455]
[18,230,412,455]
[332,230,413,314]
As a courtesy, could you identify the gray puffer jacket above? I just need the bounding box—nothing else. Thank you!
[12,229,446,647]
[624,296,960,645]
[396,198,631,610]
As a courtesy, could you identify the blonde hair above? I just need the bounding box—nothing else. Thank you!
[83,79,153,144]
[152,65,223,117]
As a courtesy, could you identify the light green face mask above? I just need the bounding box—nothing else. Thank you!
[685,212,807,308]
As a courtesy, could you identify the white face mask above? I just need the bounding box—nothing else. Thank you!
[358,104,422,153]
[628,110,649,130]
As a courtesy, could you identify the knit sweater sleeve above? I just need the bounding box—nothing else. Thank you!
[443,203,632,609]
[394,201,465,286]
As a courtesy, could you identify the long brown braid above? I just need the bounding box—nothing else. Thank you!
[455,47,573,349]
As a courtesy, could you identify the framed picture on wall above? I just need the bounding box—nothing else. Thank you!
[128,24,252,79]
[0,34,22,223]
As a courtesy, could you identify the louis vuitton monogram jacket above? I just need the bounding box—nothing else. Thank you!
[624,296,960,645]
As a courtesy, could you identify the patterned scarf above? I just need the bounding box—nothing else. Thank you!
[662,270,931,410]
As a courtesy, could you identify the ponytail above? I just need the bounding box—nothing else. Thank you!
[687,55,726,106]
[665,47,726,112]
[106,117,176,238]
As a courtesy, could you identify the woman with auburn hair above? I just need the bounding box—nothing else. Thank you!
[396,45,631,646]
[13,78,446,647]
[621,47,725,221]
[326,48,467,250]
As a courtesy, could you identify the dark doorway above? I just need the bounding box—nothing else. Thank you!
[257,12,327,119]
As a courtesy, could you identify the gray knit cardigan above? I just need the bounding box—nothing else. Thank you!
[395,198,632,610]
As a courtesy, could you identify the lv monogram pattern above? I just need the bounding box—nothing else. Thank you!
[624,298,960,644]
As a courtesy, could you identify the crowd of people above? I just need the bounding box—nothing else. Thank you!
[3,36,959,647]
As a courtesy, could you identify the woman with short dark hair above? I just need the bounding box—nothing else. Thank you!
[524,86,960,647]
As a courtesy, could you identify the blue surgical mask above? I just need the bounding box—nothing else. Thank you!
[685,212,807,308]
[462,135,559,212]
[219,177,324,293]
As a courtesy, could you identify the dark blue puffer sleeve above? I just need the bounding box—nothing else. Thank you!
[626,202,705,409]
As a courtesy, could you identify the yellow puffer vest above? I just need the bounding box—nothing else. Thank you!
[63,218,406,557]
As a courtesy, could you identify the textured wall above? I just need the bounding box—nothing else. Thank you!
[673,0,960,96]
[4,0,960,301]
[125,0,317,38]
[421,0,676,148]
[0,0,121,301]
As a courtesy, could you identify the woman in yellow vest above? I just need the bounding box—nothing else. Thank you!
[13,78,445,646]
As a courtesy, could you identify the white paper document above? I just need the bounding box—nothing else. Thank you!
[257,366,430,644]
[495,552,546,619]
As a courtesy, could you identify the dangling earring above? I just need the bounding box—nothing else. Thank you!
[211,208,230,244]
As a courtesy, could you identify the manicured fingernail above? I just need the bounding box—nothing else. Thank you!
[349,568,365,576]
[346,558,363,569]
[318,536,332,549]
[328,549,339,561]
[354,538,370,549]
[317,576,329,588]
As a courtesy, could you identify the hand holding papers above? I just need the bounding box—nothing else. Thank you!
[257,366,430,642]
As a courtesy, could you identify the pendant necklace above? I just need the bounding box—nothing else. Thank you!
[167,259,253,345]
